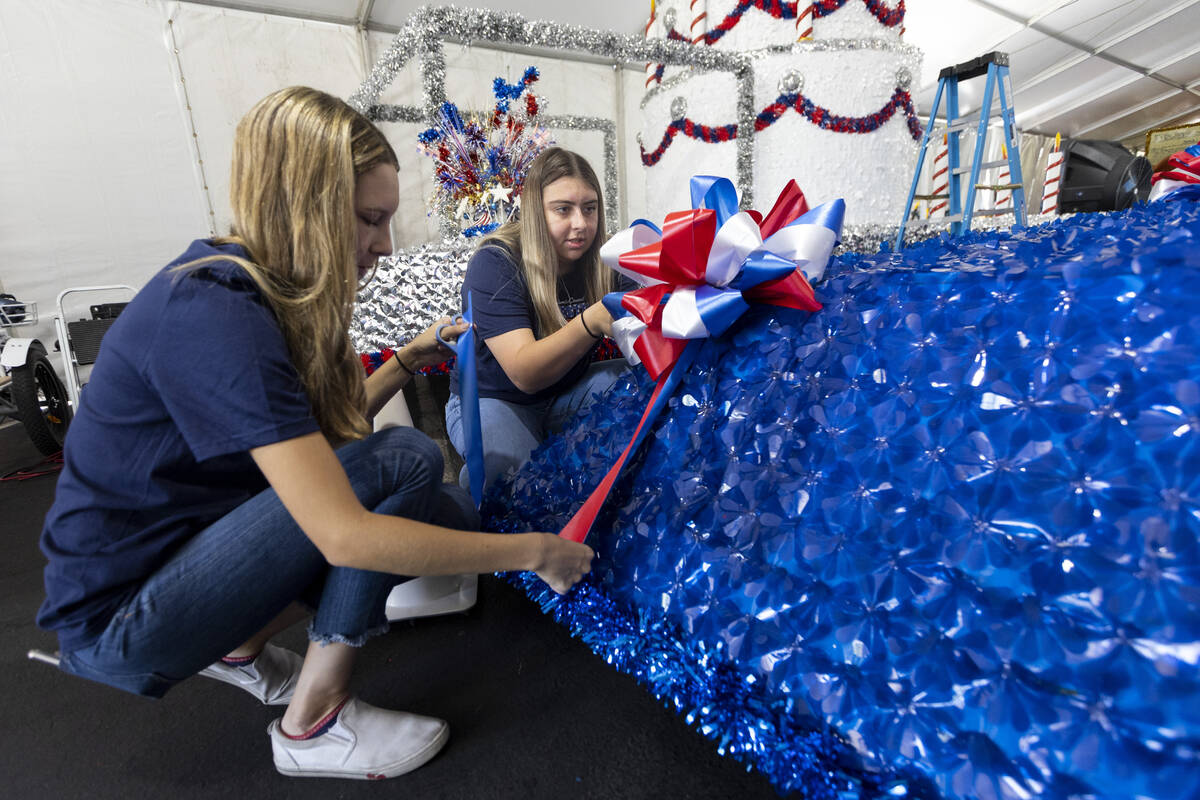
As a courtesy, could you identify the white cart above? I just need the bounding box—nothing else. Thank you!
[0,295,71,455]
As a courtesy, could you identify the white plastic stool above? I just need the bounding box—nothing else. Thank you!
[385,574,478,621]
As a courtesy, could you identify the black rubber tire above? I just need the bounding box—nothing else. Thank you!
[11,341,71,455]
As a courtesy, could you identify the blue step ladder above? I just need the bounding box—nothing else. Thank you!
[896,51,1026,250]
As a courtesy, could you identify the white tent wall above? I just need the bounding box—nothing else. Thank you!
[170,2,368,234]
[970,129,1058,217]
[1019,132,1058,215]
[0,0,640,365]
[1,0,369,353]
[1,0,209,351]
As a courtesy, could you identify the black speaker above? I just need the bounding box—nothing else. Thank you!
[0,292,27,325]
[1058,139,1152,213]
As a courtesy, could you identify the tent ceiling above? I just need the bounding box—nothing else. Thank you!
[190,0,1200,150]
[911,0,1200,148]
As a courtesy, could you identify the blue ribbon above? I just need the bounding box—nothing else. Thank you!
[629,339,704,457]
[602,291,628,319]
[786,200,846,237]
[692,285,749,337]
[440,291,485,506]
[627,218,663,236]
[689,175,740,227]
[726,249,796,291]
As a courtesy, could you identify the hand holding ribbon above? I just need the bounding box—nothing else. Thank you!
[559,176,844,543]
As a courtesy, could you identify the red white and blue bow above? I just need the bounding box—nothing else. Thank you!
[1149,141,1200,203]
[559,176,844,543]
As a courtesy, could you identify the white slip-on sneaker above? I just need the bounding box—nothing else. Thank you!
[267,696,449,780]
[384,573,478,621]
[197,643,302,706]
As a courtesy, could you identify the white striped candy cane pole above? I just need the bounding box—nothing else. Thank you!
[644,2,661,88]
[929,133,949,218]
[796,2,813,40]
[690,0,707,44]
[1042,134,1062,215]
[995,143,1011,213]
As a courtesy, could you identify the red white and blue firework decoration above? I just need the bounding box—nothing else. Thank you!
[417,66,553,236]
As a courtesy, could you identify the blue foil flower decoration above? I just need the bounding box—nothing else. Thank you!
[485,200,1200,800]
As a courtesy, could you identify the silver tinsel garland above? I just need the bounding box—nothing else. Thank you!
[642,37,921,108]
[348,4,741,116]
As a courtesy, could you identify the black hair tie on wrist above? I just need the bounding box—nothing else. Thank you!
[395,354,416,376]
[580,313,602,340]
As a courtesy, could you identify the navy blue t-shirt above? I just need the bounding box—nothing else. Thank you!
[37,239,320,650]
[452,244,595,404]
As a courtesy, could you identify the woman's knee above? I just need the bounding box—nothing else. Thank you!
[339,427,444,499]
[380,427,444,480]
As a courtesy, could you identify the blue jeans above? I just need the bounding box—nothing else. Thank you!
[59,426,478,699]
[445,359,629,492]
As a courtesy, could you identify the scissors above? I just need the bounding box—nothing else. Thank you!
[435,314,469,349]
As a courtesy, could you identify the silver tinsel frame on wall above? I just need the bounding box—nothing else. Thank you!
[348,4,755,237]
[369,103,618,239]
[348,5,755,351]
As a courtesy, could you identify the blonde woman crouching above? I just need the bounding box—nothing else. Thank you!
[36,87,593,780]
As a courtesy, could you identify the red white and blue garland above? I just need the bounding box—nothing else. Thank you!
[813,0,904,26]
[657,1,905,50]
[646,0,907,87]
[641,0,920,164]
[641,87,923,166]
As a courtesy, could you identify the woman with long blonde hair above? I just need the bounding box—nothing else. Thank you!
[445,147,628,491]
[37,87,593,781]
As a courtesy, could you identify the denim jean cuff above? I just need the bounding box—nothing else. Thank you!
[306,619,390,648]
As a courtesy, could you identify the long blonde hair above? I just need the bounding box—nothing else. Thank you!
[480,147,612,336]
[189,86,397,443]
